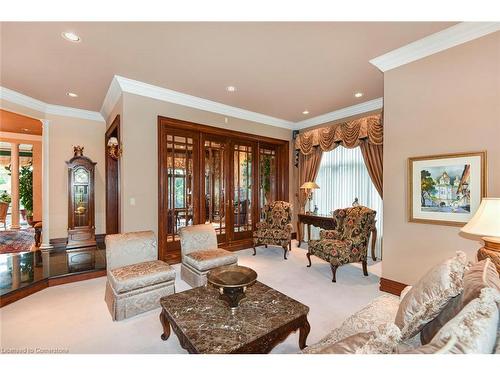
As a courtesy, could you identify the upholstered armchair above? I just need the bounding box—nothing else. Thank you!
[179,224,238,287]
[307,206,376,282]
[0,202,8,229]
[253,201,293,259]
[104,231,176,321]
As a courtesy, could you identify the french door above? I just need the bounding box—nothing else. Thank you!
[158,117,289,263]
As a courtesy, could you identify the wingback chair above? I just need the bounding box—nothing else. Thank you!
[307,206,376,282]
[179,224,238,287]
[253,201,293,259]
[0,202,8,229]
[104,231,176,321]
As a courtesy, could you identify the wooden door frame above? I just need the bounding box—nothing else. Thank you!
[157,116,289,263]
[105,115,121,235]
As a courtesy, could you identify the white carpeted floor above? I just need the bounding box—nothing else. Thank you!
[0,241,384,354]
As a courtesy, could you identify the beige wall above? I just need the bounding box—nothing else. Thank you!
[46,113,106,238]
[383,32,500,285]
[120,92,293,234]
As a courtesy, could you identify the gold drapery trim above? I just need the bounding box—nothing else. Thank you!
[295,114,383,155]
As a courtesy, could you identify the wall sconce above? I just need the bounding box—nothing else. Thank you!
[107,137,122,160]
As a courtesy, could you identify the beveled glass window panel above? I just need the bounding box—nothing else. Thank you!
[204,140,226,235]
[233,144,252,232]
[259,148,277,219]
[165,135,194,242]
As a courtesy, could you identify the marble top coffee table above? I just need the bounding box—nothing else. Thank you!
[159,281,310,353]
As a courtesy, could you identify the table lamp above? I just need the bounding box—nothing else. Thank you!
[460,198,500,272]
[300,181,320,214]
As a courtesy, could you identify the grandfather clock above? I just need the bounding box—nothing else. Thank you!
[66,146,97,250]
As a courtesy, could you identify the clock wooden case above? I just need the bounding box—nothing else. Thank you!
[66,146,97,250]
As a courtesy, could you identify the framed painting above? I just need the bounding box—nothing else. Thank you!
[408,151,487,226]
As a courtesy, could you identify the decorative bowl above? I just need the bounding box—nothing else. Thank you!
[207,265,258,309]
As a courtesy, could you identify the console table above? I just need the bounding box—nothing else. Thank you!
[297,213,378,261]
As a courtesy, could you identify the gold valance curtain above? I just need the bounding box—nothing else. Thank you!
[294,114,383,155]
[296,114,384,199]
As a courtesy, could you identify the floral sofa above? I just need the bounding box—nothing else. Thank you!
[307,206,376,282]
[253,201,293,259]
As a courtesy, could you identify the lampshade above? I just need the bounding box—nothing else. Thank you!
[300,181,320,190]
[107,137,119,147]
[461,198,500,237]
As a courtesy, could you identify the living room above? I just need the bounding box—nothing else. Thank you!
[1,2,499,374]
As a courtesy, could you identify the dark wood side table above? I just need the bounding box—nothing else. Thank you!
[159,281,310,353]
[297,213,378,261]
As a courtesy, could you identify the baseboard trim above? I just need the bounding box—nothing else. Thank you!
[379,277,408,296]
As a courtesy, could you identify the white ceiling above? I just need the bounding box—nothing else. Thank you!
[1,22,457,126]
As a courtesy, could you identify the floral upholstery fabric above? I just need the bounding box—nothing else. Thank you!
[105,230,158,271]
[308,206,376,268]
[183,248,238,272]
[108,260,175,294]
[253,201,293,248]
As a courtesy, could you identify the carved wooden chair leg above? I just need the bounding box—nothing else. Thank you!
[289,241,292,252]
[253,246,257,256]
[330,264,338,283]
[306,252,312,267]
[265,244,268,248]
[283,246,288,260]
[362,260,368,276]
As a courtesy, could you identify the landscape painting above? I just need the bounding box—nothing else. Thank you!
[420,164,470,213]
[408,152,486,226]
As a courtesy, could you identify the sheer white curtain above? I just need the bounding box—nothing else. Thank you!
[311,146,383,259]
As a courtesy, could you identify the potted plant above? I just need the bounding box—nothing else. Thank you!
[0,191,11,204]
[19,164,34,226]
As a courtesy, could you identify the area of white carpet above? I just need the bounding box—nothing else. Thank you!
[0,241,384,354]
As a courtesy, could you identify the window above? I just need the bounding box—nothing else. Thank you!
[312,146,383,259]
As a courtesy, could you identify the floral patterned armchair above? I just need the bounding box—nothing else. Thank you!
[307,206,376,282]
[253,201,293,259]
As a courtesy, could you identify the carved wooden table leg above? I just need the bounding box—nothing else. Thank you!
[160,309,171,341]
[371,227,378,261]
[307,224,311,244]
[298,317,311,349]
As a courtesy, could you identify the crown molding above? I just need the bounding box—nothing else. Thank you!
[100,76,122,122]
[0,86,104,122]
[0,131,42,142]
[108,75,294,129]
[292,97,383,130]
[370,22,500,72]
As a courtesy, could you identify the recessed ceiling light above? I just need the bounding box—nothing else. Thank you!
[302,110,310,115]
[22,128,29,132]
[354,92,364,98]
[226,86,236,92]
[61,31,81,43]
[66,92,78,98]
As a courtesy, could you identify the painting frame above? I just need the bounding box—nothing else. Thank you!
[408,151,487,226]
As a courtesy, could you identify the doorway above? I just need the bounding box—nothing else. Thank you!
[158,116,289,263]
[105,115,120,235]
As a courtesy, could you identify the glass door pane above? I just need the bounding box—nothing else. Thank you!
[203,138,227,242]
[232,143,254,237]
[165,134,195,244]
[259,145,277,219]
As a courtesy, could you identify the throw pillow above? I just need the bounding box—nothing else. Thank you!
[400,288,500,354]
[395,251,468,340]
[421,258,500,344]
[313,323,401,354]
